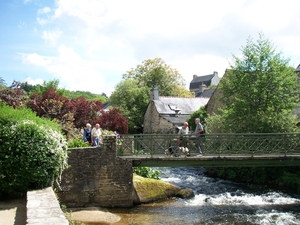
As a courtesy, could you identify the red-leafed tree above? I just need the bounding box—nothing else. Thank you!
[27,87,76,135]
[27,87,75,119]
[0,81,28,108]
[70,97,103,128]
[97,108,128,134]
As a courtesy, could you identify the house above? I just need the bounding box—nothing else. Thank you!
[102,101,111,112]
[189,71,220,97]
[293,64,300,121]
[296,64,300,73]
[205,70,228,116]
[296,64,300,80]
[143,88,209,134]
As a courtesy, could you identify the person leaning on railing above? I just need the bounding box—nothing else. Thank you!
[177,122,189,147]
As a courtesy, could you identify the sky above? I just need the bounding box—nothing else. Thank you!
[1,0,300,96]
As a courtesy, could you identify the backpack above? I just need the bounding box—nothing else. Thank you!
[199,123,206,135]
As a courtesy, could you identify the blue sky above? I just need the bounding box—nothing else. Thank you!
[1,0,300,96]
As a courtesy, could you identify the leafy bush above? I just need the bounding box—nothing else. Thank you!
[133,167,161,180]
[0,105,68,198]
[67,139,90,148]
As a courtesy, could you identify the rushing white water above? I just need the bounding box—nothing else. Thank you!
[109,167,300,225]
[159,167,300,225]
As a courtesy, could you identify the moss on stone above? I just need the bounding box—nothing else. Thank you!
[133,174,181,204]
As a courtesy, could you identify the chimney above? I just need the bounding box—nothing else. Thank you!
[150,88,159,100]
[213,71,218,77]
[193,75,197,80]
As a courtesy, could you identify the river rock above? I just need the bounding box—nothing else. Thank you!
[133,174,181,204]
[175,188,195,199]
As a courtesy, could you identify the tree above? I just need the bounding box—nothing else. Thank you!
[112,58,192,133]
[64,90,108,101]
[70,96,103,128]
[187,106,208,131]
[98,108,129,134]
[0,81,28,108]
[123,58,191,97]
[208,33,299,133]
[27,87,75,136]
[109,79,149,133]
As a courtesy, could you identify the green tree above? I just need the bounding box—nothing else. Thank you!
[63,90,108,102]
[112,58,193,133]
[123,58,192,97]
[187,106,208,131]
[33,79,66,96]
[109,79,148,133]
[208,33,299,133]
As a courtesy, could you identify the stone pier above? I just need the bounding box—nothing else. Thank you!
[56,135,134,208]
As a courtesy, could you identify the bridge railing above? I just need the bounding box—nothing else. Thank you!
[118,133,300,157]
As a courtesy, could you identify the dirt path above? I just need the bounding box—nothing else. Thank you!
[0,196,27,225]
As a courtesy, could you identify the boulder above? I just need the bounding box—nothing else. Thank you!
[175,188,195,199]
[133,174,193,204]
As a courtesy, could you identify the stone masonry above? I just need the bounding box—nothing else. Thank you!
[56,135,134,208]
[27,187,68,225]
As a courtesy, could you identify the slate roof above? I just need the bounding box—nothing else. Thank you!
[154,97,209,115]
[161,114,190,126]
[295,64,300,72]
[190,74,214,89]
[102,101,111,111]
[195,88,216,98]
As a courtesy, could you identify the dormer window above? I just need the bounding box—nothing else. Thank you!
[168,104,181,116]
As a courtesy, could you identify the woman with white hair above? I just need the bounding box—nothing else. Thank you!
[83,123,92,145]
[91,123,102,146]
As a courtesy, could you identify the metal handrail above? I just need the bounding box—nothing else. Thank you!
[118,133,300,157]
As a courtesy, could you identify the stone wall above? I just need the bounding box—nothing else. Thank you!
[143,100,174,134]
[27,187,68,225]
[56,135,134,208]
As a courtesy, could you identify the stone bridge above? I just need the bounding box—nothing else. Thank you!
[57,134,300,208]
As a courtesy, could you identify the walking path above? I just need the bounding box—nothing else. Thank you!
[0,196,26,225]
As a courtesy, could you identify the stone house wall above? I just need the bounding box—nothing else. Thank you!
[143,100,174,133]
[206,86,224,116]
[56,135,134,208]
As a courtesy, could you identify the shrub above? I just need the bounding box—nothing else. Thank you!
[133,167,161,180]
[0,105,68,198]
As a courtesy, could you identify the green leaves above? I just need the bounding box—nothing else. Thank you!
[0,105,68,198]
[211,33,299,133]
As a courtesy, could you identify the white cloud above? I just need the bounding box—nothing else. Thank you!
[21,45,109,94]
[41,29,62,46]
[38,7,52,15]
[21,53,46,67]
[21,0,300,96]
[25,77,44,85]
[37,7,52,25]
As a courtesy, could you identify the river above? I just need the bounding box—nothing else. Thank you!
[109,167,300,225]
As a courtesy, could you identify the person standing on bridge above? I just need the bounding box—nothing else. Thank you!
[193,118,204,155]
[177,122,189,147]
